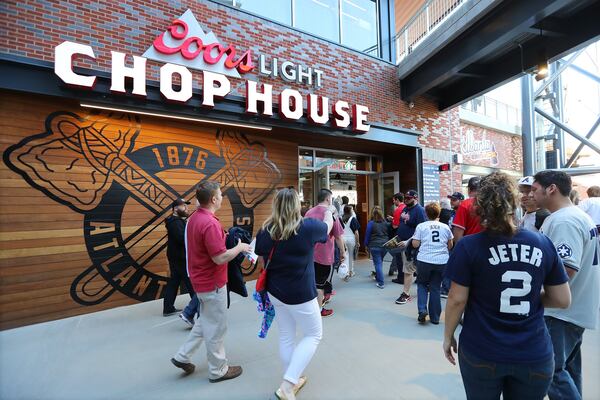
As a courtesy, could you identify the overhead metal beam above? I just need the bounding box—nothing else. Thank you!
[535,107,600,156]
[565,116,600,167]
[399,0,576,101]
[457,64,489,78]
[437,3,600,111]
[525,28,566,38]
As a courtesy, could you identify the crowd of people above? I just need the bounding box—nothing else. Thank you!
[161,173,599,400]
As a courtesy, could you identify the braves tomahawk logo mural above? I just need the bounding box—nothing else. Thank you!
[3,111,281,305]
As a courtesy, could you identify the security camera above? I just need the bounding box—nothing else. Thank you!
[408,101,415,109]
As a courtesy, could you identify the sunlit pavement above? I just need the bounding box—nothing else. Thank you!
[1,258,598,400]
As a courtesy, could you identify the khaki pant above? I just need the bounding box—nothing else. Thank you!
[174,285,229,379]
[402,251,416,274]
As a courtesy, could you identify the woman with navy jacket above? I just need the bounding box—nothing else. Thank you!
[443,172,571,400]
[255,188,333,400]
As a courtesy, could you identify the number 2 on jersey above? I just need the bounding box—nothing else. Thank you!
[431,230,440,242]
[500,271,532,315]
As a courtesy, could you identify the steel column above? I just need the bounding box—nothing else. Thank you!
[521,75,536,176]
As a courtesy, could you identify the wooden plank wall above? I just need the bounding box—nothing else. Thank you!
[0,91,297,330]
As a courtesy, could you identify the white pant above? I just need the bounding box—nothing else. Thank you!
[174,285,229,380]
[343,237,356,274]
[269,294,322,385]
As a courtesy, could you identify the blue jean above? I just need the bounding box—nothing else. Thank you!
[415,260,444,322]
[441,248,454,293]
[441,277,451,294]
[458,346,554,400]
[545,316,585,400]
[182,294,199,320]
[370,247,386,285]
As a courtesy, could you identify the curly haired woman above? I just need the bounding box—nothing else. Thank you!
[443,172,571,400]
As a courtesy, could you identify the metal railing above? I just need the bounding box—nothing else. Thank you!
[461,96,521,128]
[395,0,464,64]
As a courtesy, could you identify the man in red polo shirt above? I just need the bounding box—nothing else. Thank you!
[171,181,251,383]
[387,192,406,281]
[452,177,483,242]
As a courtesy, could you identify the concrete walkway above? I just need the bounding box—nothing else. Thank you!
[1,259,599,400]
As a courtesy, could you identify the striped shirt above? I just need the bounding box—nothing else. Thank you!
[413,220,453,264]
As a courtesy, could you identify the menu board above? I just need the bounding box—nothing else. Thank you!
[422,163,441,204]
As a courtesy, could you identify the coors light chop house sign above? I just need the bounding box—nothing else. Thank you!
[54,9,370,133]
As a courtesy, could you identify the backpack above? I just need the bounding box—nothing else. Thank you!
[534,209,551,230]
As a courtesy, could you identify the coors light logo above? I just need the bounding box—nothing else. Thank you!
[142,9,255,78]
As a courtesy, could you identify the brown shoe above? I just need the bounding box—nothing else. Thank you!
[209,365,243,383]
[171,358,195,374]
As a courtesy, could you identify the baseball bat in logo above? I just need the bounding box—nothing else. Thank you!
[3,111,281,306]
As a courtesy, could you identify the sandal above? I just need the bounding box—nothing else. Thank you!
[293,376,307,395]
[274,387,295,400]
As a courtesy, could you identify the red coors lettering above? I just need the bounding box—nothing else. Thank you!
[153,19,255,74]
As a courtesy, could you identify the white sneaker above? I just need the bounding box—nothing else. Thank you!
[179,313,194,328]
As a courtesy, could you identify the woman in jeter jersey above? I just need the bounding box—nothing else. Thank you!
[411,202,453,324]
[443,172,571,400]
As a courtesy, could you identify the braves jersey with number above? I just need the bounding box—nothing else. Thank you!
[413,220,453,264]
[448,229,568,363]
[540,205,600,329]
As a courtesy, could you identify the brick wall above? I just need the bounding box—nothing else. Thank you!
[0,0,522,194]
[458,122,523,171]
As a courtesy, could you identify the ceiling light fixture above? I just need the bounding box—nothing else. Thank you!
[534,27,548,81]
[79,103,273,131]
[535,59,549,81]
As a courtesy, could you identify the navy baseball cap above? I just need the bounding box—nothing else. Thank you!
[405,190,418,198]
[448,192,465,200]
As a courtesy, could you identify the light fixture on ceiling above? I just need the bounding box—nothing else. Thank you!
[79,103,273,131]
[535,58,549,81]
[534,27,548,81]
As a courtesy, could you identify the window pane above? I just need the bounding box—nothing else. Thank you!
[238,0,292,25]
[341,0,378,55]
[295,0,340,42]
[315,151,370,171]
[299,148,314,167]
[214,0,236,6]
[299,169,314,210]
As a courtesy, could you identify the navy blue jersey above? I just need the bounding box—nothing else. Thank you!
[255,218,328,305]
[396,203,427,240]
[447,229,568,364]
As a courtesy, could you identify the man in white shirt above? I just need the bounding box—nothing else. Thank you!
[517,176,550,232]
[579,185,600,229]
[531,171,600,400]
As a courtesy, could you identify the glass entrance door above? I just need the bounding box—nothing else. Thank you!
[381,172,400,217]
[368,173,382,214]
[315,166,330,196]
